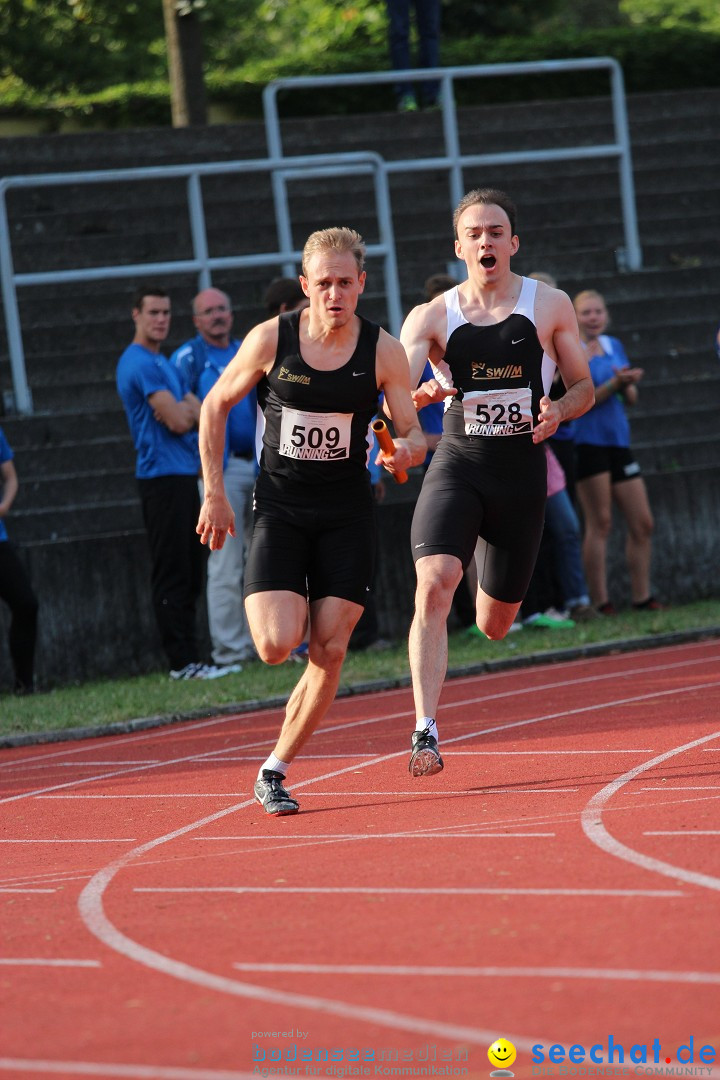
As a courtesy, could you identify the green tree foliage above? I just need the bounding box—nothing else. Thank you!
[1,0,718,99]
[620,0,720,31]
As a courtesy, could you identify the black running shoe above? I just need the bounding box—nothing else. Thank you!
[409,727,444,777]
[253,770,300,815]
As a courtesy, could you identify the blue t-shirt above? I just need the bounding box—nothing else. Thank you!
[417,360,444,466]
[573,335,631,448]
[195,339,258,462]
[0,426,13,543]
[116,343,200,479]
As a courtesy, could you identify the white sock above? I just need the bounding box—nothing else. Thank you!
[258,754,289,780]
[415,717,439,742]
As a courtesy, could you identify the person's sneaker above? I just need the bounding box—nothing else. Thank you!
[523,612,575,630]
[409,727,444,777]
[633,596,667,612]
[569,603,601,622]
[169,662,238,681]
[596,601,617,616]
[253,770,300,816]
[287,642,309,663]
[397,93,418,112]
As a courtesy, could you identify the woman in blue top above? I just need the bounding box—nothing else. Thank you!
[0,426,39,693]
[573,290,662,615]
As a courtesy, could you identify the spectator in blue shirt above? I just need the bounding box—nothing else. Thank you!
[0,426,38,694]
[172,287,256,672]
[116,284,227,681]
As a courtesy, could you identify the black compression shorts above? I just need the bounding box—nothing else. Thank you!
[244,485,376,607]
[575,443,642,484]
[410,438,547,605]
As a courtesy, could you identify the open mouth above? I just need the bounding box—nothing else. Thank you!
[480,255,496,269]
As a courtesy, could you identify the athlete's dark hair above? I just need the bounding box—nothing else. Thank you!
[452,189,517,239]
[132,283,169,311]
[263,277,306,317]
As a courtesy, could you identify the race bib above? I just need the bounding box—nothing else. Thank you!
[279,407,352,461]
[462,388,533,436]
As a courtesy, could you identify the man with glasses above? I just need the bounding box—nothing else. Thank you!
[171,288,256,673]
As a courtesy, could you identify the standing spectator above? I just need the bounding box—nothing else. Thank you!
[171,287,255,673]
[0,426,38,694]
[116,284,226,681]
[386,0,441,112]
[263,277,309,318]
[573,289,662,614]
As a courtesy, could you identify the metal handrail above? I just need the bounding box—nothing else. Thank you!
[0,151,400,416]
[263,57,642,273]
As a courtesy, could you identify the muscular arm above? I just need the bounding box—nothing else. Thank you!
[534,288,595,444]
[375,330,427,477]
[0,459,18,518]
[400,299,458,410]
[196,320,275,550]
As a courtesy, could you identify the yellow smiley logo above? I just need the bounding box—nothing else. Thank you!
[488,1039,517,1070]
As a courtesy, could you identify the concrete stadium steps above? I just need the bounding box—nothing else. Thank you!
[1,86,719,686]
[12,436,134,475]
[8,499,143,543]
[634,434,720,474]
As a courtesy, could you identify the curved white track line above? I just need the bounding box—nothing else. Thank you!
[78,761,543,1052]
[582,730,720,891]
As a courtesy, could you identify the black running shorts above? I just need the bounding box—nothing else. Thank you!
[244,483,376,607]
[575,443,641,484]
[410,438,547,605]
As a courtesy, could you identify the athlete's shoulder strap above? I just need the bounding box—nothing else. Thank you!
[513,276,538,323]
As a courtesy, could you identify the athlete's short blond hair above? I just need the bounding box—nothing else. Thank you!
[301,227,366,277]
[573,289,606,311]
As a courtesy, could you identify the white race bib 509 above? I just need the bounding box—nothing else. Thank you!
[279,407,353,460]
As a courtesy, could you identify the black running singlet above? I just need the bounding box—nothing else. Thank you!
[432,276,556,464]
[256,310,381,489]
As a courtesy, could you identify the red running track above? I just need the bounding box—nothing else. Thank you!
[1,638,720,1080]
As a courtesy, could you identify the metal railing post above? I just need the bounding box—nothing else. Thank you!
[0,187,33,416]
[187,172,212,290]
[610,60,643,271]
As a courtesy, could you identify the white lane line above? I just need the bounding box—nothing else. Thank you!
[77,673,720,1050]
[6,664,719,805]
[77,766,551,1052]
[193,832,557,840]
[230,961,720,984]
[134,885,683,897]
[636,785,719,790]
[0,888,57,893]
[0,839,137,844]
[644,831,720,836]
[35,794,243,799]
[582,730,720,892]
[0,1059,257,1079]
[0,958,100,967]
[3,639,718,777]
[35,789,577,799]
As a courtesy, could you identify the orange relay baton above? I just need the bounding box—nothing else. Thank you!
[371,419,408,484]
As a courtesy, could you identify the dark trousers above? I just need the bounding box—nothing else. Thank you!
[0,542,38,692]
[138,475,206,671]
[386,0,441,103]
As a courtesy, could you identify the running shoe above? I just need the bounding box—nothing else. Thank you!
[169,661,238,681]
[253,770,300,816]
[633,596,667,612]
[409,727,444,777]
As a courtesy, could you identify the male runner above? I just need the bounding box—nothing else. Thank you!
[197,227,426,814]
[402,188,594,777]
